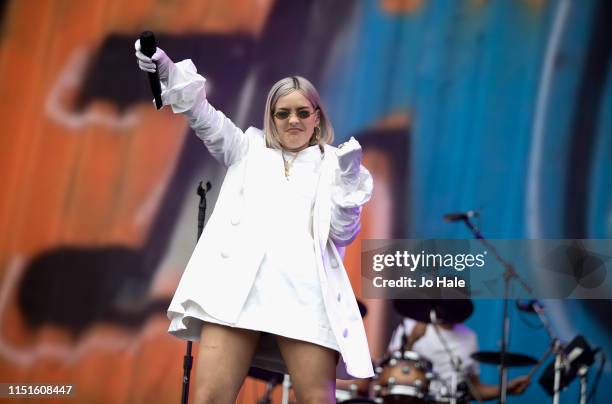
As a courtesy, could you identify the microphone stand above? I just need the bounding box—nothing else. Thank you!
[459,217,534,404]
[400,326,409,353]
[281,374,291,404]
[181,181,211,404]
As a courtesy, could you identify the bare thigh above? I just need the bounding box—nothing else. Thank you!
[276,336,338,404]
[193,323,261,404]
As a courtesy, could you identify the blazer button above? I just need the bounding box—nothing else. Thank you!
[221,251,230,259]
[231,216,240,225]
[337,293,341,302]
[343,328,349,338]
[331,258,339,268]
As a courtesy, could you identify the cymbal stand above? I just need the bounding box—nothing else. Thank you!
[459,217,534,404]
[578,365,589,404]
[257,380,276,404]
[551,339,567,404]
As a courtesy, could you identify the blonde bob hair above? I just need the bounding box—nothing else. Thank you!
[263,76,334,149]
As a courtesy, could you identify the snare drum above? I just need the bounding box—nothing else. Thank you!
[336,384,357,402]
[426,380,469,404]
[373,351,434,404]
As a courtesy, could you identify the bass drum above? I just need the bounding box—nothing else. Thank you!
[336,381,376,403]
[337,400,378,404]
[373,350,434,404]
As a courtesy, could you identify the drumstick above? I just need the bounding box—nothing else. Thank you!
[527,345,553,380]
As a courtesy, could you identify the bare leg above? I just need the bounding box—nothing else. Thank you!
[276,336,338,404]
[193,323,261,404]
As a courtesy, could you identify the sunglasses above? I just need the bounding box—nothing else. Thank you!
[273,108,317,120]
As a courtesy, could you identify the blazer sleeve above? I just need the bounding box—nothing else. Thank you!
[160,59,248,167]
[329,160,373,247]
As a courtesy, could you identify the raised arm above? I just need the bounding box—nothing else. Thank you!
[329,137,373,247]
[134,40,248,167]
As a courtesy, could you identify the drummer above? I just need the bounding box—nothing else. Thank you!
[387,317,531,401]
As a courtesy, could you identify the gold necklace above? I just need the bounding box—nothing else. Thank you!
[282,150,299,179]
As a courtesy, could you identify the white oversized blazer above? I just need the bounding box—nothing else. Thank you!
[165,60,374,379]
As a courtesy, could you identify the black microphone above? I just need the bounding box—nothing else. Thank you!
[139,31,163,110]
[442,210,478,222]
[516,299,543,313]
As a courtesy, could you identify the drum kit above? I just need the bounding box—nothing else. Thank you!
[248,296,599,404]
[334,299,537,404]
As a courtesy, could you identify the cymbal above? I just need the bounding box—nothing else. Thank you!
[392,299,473,324]
[471,351,538,367]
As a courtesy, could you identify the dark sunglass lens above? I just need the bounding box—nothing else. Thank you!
[274,111,290,119]
[297,110,311,119]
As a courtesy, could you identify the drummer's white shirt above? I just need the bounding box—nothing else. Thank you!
[388,318,480,390]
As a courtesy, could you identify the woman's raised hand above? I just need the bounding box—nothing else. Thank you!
[134,39,175,85]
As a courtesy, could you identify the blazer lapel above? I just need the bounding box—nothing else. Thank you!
[314,145,334,251]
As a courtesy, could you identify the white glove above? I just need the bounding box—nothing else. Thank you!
[336,136,363,185]
[134,39,175,86]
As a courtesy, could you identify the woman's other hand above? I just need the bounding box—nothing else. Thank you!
[336,136,363,185]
